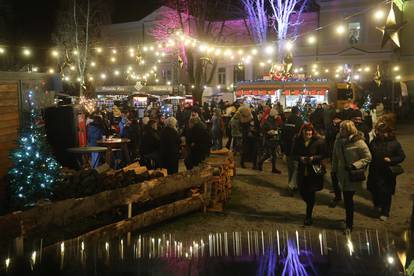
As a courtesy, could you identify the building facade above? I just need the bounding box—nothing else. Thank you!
[102,1,414,96]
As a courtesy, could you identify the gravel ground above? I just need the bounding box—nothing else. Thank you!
[145,124,414,241]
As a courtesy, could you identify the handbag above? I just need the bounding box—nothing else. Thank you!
[341,143,366,182]
[312,164,326,176]
[389,164,404,176]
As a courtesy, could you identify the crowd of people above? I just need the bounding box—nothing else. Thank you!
[86,98,405,234]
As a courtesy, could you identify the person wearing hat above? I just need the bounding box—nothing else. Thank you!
[367,123,405,221]
[257,108,282,174]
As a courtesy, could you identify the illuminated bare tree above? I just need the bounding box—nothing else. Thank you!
[151,0,231,103]
[241,0,268,43]
[269,0,308,56]
[53,0,110,97]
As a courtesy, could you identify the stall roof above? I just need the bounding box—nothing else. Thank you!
[95,85,137,95]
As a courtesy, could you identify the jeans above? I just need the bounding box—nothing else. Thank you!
[373,188,392,217]
[212,132,223,150]
[331,172,342,200]
[258,146,277,171]
[343,191,355,229]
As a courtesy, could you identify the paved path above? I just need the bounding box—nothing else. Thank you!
[148,124,414,239]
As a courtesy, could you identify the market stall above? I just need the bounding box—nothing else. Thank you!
[235,80,332,108]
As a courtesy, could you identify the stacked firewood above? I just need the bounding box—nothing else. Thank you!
[54,162,164,200]
[206,149,235,212]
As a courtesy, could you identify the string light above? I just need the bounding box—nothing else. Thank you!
[114,70,120,76]
[90,61,96,67]
[265,45,274,55]
[110,57,116,63]
[374,9,385,20]
[0,47,5,54]
[96,47,103,53]
[48,68,55,74]
[285,41,294,51]
[395,75,401,80]
[112,49,117,54]
[73,50,78,56]
[23,48,31,57]
[100,73,107,80]
[393,66,400,72]
[308,36,316,44]
[51,50,59,57]
[336,25,346,34]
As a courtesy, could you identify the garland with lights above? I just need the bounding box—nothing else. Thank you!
[7,91,62,209]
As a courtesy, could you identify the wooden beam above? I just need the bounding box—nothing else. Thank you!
[0,165,213,239]
[44,195,204,250]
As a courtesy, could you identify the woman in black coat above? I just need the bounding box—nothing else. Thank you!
[185,117,211,170]
[291,123,327,226]
[140,120,160,168]
[160,117,181,175]
[367,123,405,221]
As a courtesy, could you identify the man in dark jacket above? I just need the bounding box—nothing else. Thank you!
[310,104,325,133]
[185,117,211,170]
[140,120,160,169]
[257,109,282,174]
[281,106,303,192]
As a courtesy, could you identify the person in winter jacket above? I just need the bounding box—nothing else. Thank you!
[281,106,303,193]
[185,117,211,170]
[310,104,325,133]
[240,110,260,169]
[160,117,181,175]
[229,112,243,153]
[257,109,282,174]
[211,108,224,150]
[332,120,372,233]
[87,115,105,168]
[291,123,327,226]
[367,123,405,221]
[140,119,160,169]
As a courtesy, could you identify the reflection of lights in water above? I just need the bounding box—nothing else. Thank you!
[105,242,109,252]
[319,233,323,255]
[295,231,300,255]
[81,241,85,251]
[5,258,10,269]
[397,251,406,268]
[60,242,65,254]
[347,238,354,256]
[31,251,37,265]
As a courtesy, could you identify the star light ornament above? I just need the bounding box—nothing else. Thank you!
[376,4,407,48]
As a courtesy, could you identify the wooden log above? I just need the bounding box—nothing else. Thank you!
[0,165,213,239]
[43,195,205,250]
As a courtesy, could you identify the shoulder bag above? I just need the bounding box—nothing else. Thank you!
[389,164,404,176]
[341,142,366,182]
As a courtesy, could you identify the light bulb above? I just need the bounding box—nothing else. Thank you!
[308,36,316,44]
[336,25,346,34]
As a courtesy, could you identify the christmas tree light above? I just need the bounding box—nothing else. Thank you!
[8,91,61,209]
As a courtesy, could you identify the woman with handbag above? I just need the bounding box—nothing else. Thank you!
[291,123,327,226]
[332,120,372,234]
[367,123,405,221]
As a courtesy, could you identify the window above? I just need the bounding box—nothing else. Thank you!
[348,22,361,45]
[233,65,245,83]
[218,67,226,85]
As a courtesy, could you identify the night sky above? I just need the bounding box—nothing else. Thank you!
[5,0,162,47]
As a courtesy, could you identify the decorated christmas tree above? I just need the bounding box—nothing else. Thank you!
[8,91,61,209]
